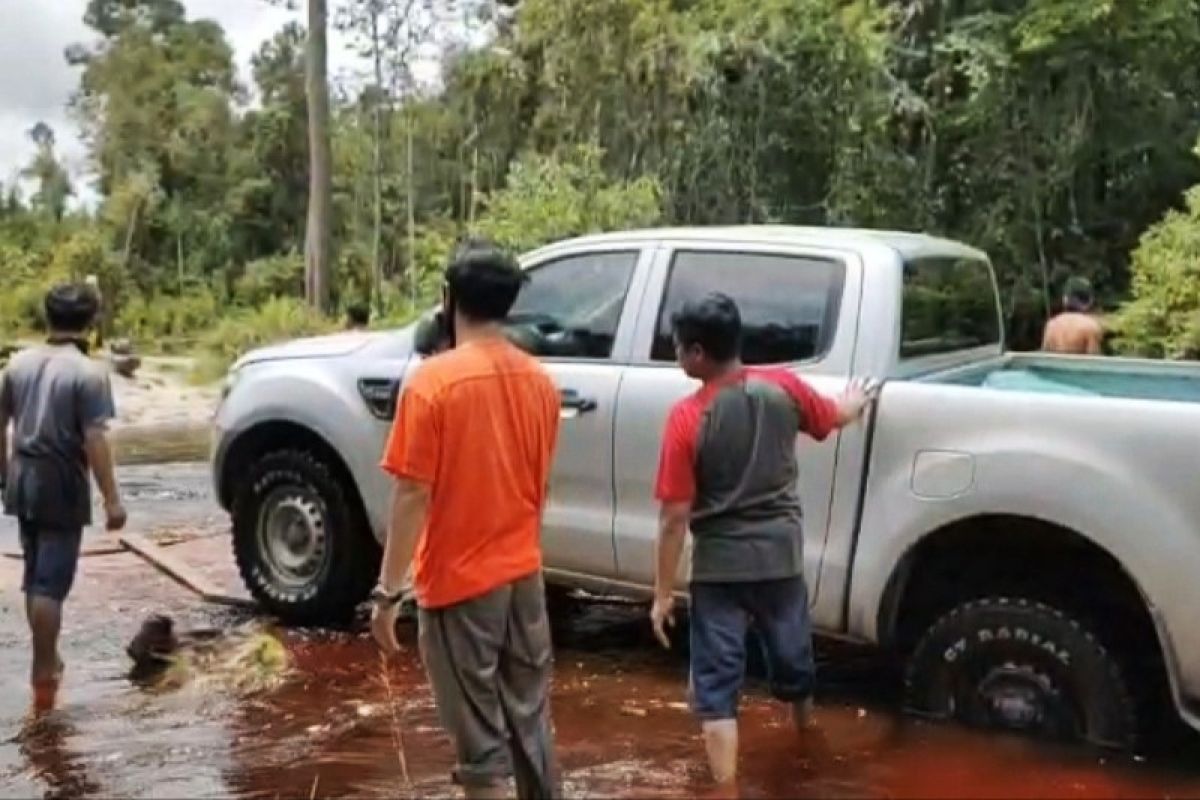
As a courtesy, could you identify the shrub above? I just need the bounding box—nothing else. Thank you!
[1110,179,1200,359]
[474,145,664,252]
[115,288,221,347]
[191,297,335,383]
[233,252,305,306]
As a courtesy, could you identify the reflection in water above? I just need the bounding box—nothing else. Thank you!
[17,711,101,800]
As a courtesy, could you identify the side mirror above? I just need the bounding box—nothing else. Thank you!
[414,314,446,356]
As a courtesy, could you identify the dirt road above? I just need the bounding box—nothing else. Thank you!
[3,463,1200,798]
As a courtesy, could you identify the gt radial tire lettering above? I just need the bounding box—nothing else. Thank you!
[942,627,1072,667]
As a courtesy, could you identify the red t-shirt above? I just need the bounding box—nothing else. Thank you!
[654,367,839,505]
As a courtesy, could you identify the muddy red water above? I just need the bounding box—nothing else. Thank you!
[4,507,1200,798]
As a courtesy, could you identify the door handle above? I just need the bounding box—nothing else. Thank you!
[559,389,597,418]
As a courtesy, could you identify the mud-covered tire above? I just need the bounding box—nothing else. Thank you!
[232,449,379,626]
[904,597,1138,749]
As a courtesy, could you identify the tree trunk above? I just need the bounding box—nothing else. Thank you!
[304,0,333,313]
[406,113,417,306]
[370,3,385,314]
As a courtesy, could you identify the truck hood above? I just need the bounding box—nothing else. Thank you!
[234,330,388,368]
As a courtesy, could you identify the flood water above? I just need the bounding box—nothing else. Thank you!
[3,463,1200,798]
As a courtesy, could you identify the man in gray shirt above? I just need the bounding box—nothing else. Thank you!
[651,293,872,792]
[1,283,126,711]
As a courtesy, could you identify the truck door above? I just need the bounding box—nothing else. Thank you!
[505,245,654,578]
[611,241,862,601]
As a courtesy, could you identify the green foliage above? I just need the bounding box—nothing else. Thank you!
[116,288,220,347]
[192,297,336,382]
[0,0,1197,370]
[234,253,305,306]
[1111,181,1200,359]
[475,146,664,252]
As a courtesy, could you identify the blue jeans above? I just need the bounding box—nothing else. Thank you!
[688,575,815,720]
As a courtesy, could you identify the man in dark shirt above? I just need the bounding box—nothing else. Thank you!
[0,284,127,711]
[651,293,872,792]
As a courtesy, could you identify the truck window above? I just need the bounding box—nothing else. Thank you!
[901,256,1001,359]
[507,250,638,359]
[651,250,845,364]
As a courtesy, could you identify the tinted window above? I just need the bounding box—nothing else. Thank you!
[652,251,845,364]
[506,251,638,359]
[901,257,1001,358]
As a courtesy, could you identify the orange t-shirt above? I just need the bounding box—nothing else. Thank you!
[380,337,560,609]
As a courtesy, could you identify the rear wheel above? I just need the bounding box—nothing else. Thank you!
[904,597,1138,749]
[232,449,379,626]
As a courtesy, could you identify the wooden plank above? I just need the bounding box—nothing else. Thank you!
[4,544,127,559]
[119,532,257,609]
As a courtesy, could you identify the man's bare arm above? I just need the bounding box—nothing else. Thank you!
[83,425,120,506]
[379,478,430,593]
[654,501,690,600]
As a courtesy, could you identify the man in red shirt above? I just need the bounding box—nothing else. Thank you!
[651,293,872,792]
[371,240,561,799]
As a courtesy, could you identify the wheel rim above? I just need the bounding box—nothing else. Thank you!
[256,486,330,590]
[962,662,1080,740]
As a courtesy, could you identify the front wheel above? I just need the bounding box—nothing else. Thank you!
[232,449,379,626]
[903,597,1138,749]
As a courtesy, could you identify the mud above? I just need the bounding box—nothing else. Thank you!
[3,463,1200,799]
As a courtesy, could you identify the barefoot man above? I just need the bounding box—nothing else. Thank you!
[370,239,561,799]
[650,293,872,793]
[1042,277,1104,355]
[0,283,126,711]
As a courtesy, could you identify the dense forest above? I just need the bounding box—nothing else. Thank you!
[5,0,1200,375]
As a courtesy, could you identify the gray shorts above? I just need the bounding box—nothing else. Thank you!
[418,572,560,799]
[19,519,84,601]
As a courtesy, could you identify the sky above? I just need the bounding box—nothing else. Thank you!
[0,0,409,207]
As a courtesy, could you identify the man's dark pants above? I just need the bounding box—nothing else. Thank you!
[688,574,815,720]
[418,572,560,799]
[19,519,84,602]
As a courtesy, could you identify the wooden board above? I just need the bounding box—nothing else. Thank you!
[119,532,257,609]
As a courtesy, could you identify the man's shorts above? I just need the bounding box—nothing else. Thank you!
[19,520,84,602]
[688,574,815,720]
[417,572,560,799]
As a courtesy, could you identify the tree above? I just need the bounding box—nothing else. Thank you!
[68,0,240,287]
[304,0,334,312]
[21,123,73,221]
[228,23,310,260]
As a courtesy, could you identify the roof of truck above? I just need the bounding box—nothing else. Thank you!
[529,225,989,262]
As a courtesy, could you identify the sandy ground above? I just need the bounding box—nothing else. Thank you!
[108,357,218,431]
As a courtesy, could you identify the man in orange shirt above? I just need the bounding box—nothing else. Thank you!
[371,239,561,800]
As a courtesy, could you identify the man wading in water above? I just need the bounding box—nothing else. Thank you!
[371,240,562,799]
[0,283,126,711]
[651,293,872,794]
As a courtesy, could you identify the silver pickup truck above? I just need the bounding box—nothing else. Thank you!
[212,226,1200,749]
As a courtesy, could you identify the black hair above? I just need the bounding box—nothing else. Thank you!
[346,302,370,326]
[1063,276,1094,312]
[44,282,100,333]
[671,292,742,363]
[444,237,527,323]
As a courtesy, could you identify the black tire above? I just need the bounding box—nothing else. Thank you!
[904,597,1138,749]
[232,449,379,626]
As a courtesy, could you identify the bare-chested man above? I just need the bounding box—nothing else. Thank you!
[1042,277,1104,355]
